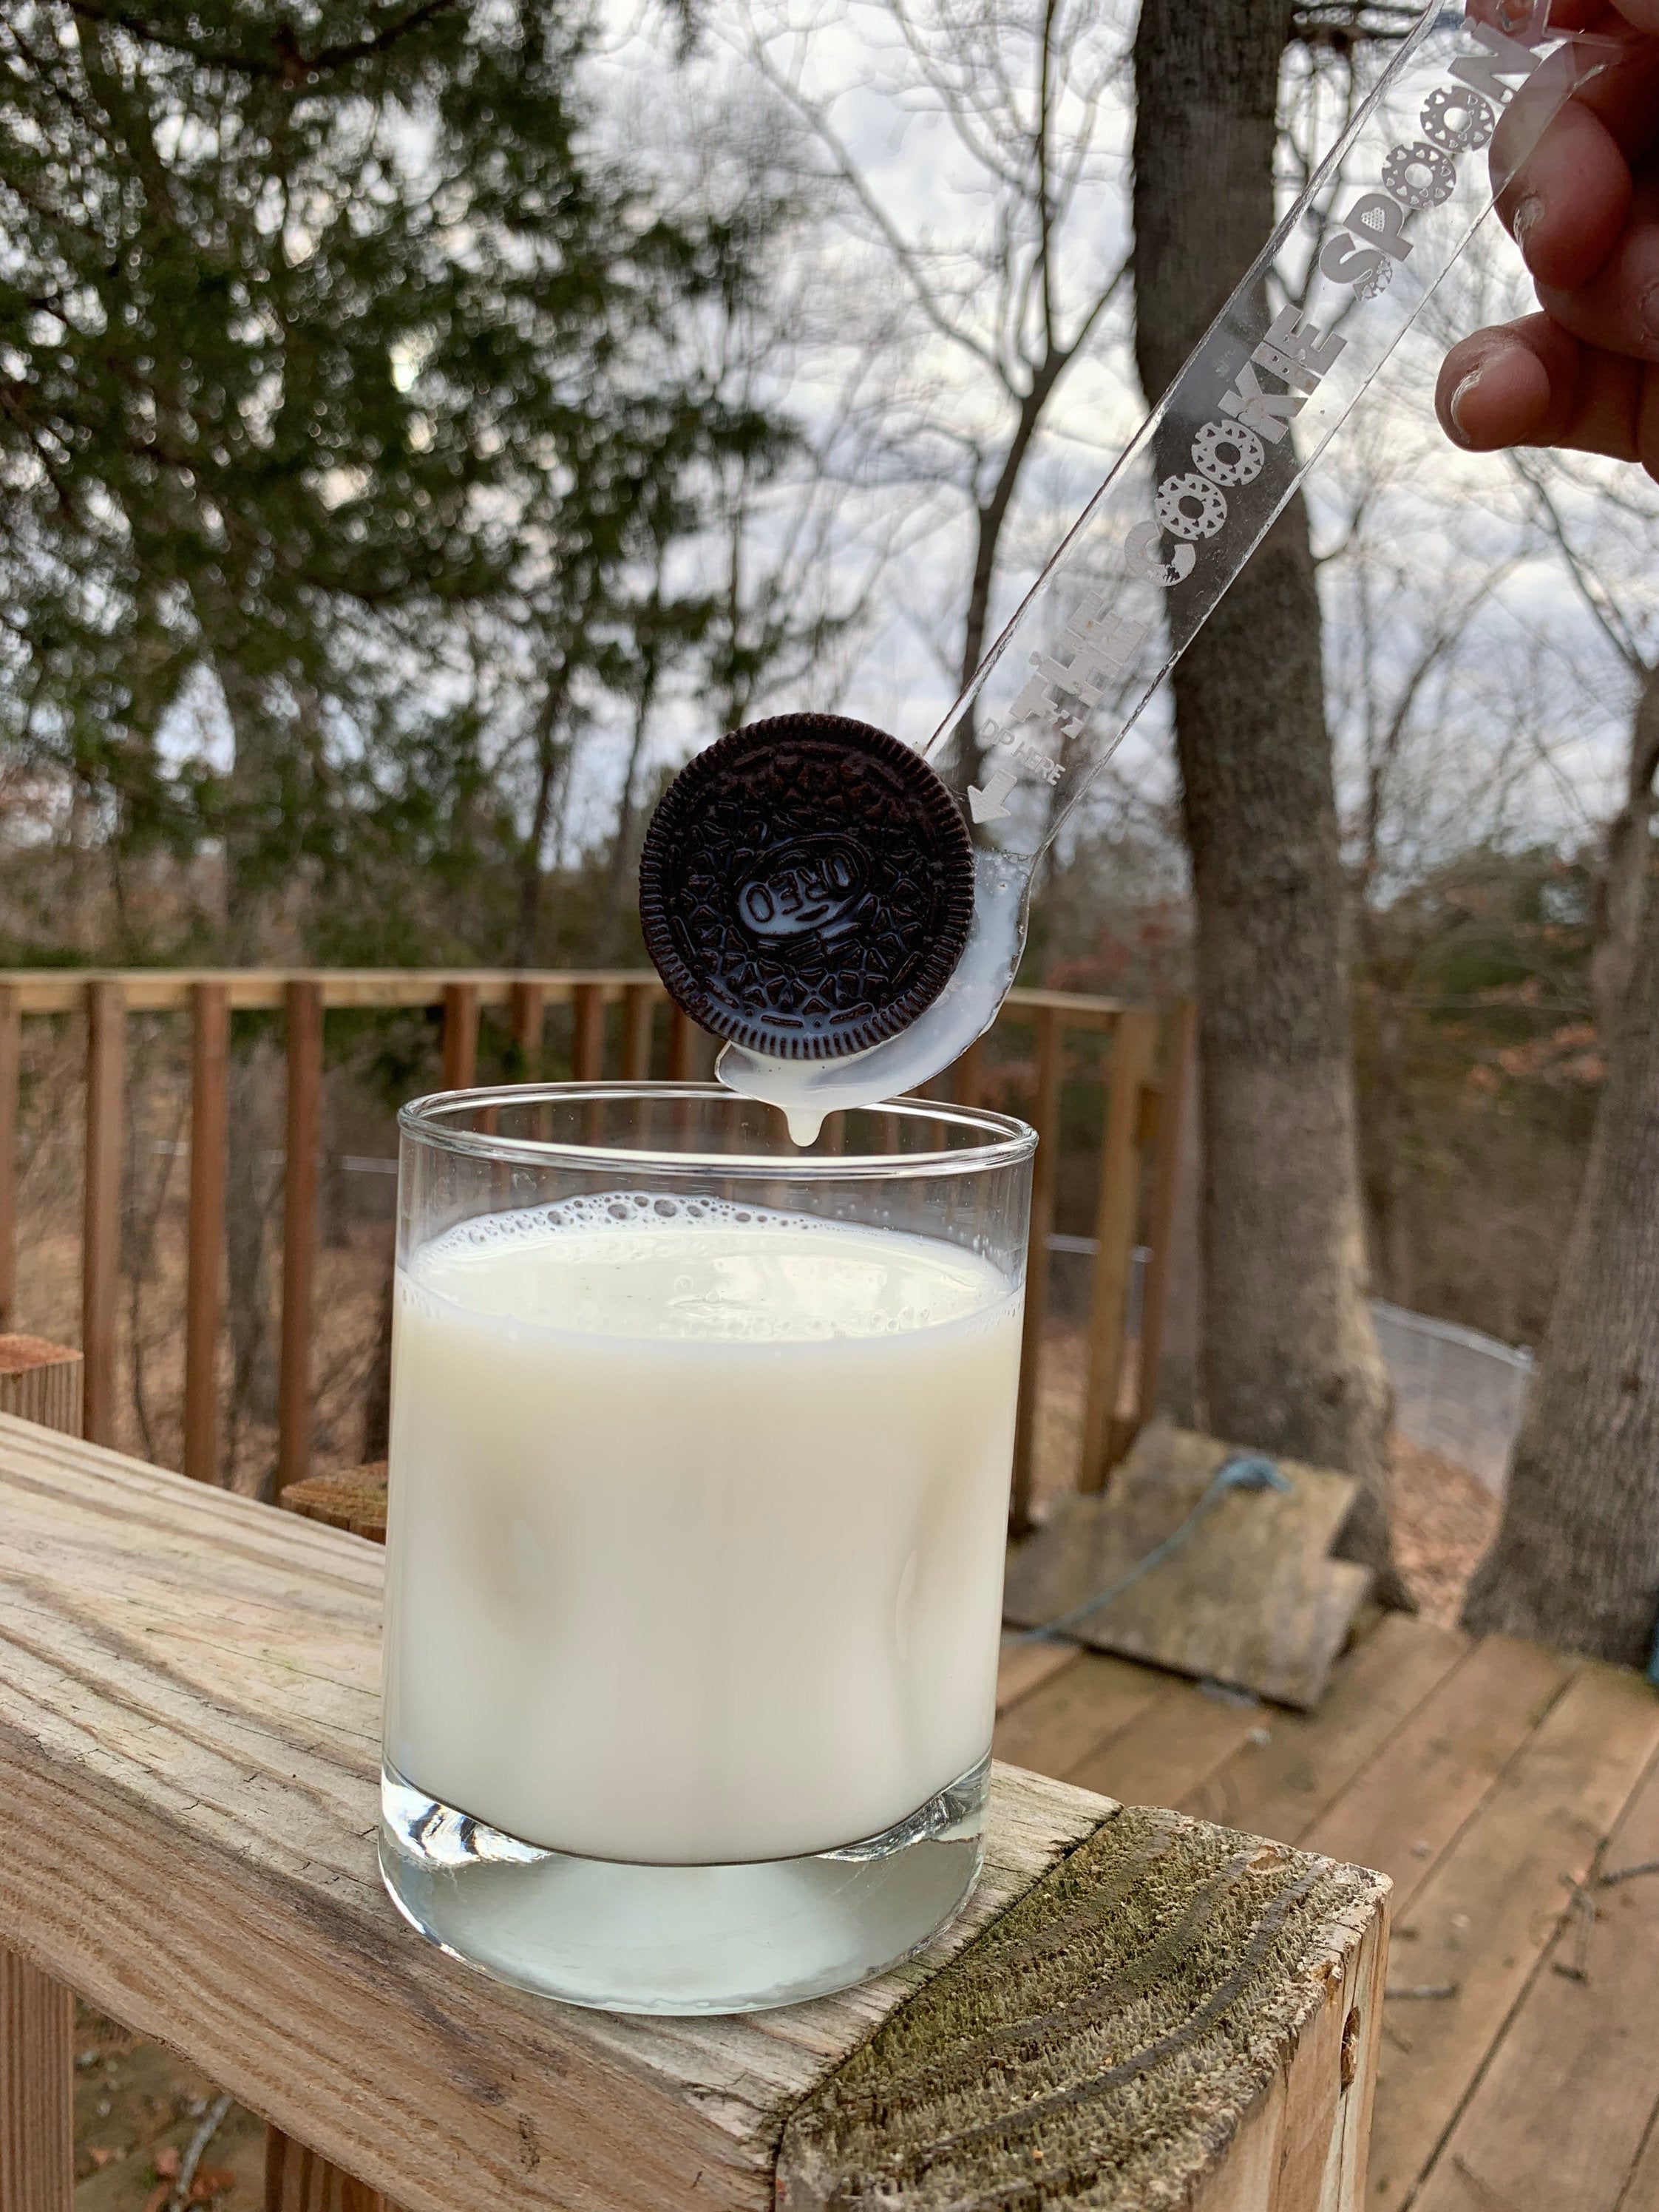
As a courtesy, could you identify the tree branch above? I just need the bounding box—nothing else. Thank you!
[1513,458,1651,677]
[65,0,461,86]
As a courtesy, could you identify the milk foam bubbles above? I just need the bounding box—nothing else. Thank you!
[382,1196,1022,1865]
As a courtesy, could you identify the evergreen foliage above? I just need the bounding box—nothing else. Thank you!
[0,0,793,959]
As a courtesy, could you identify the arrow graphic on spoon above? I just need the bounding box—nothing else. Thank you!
[967,768,1016,824]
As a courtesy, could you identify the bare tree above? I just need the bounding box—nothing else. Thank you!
[1459,459,1659,1661]
[731,0,1131,766]
[1132,0,1408,1599]
[1322,421,1521,1306]
[1461,842,1659,1663]
[1508,463,1659,1034]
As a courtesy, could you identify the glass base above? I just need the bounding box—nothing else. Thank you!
[378,1755,989,2015]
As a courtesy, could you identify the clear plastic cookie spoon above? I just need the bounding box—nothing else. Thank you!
[713,4,1618,1139]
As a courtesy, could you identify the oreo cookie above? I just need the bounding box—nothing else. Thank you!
[639,713,974,1061]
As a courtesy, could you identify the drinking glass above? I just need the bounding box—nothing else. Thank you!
[379,1082,1034,2015]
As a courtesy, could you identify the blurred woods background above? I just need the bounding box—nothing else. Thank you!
[0,1,1653,1629]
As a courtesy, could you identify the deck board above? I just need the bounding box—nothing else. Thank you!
[993,1634,1080,1713]
[1411,1741,1659,2212]
[991,1649,1164,1774]
[1364,1663,1659,2210]
[1178,1612,1470,1842]
[1303,1635,1577,1914]
[1066,1674,1268,1811]
[993,1610,1659,2212]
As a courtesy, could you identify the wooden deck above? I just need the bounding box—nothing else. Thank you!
[995,1612,1659,2212]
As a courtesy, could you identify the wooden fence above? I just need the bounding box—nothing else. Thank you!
[0,969,1192,1528]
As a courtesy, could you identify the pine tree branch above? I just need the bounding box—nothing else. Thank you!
[65,0,461,86]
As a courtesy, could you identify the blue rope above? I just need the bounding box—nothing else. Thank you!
[1014,1453,1292,1646]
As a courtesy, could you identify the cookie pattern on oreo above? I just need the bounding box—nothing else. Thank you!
[639,713,974,1061]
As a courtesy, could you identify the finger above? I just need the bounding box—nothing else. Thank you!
[1537,4,1627,29]
[1533,171,1659,358]
[1489,27,1659,286]
[1437,313,1659,478]
[1438,324,1559,447]
[1495,81,1633,288]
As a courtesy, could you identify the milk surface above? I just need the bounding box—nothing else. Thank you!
[383,1197,1022,1865]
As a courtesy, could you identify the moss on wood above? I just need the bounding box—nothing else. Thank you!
[778,1803,1386,2212]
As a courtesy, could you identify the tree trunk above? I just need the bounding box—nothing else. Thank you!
[1132,0,1403,1598]
[514,685,568,970]
[1591,659,1659,1036]
[595,672,657,967]
[1462,736,1659,1664]
[1357,980,1416,1309]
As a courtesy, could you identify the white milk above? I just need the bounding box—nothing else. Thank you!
[382,1196,1022,1866]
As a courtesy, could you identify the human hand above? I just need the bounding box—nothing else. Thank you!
[1436,2,1659,476]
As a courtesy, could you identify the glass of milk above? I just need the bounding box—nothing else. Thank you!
[378,1081,1034,2015]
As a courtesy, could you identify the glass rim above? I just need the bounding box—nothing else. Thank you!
[398,1082,1037,1178]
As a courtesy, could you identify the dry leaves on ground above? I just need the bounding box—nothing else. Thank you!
[1390,1434,1501,1626]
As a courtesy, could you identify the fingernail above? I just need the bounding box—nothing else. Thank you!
[1449,368,1482,448]
[1513,196,1544,259]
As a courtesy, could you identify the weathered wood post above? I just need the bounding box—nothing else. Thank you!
[0,1337,83,2212]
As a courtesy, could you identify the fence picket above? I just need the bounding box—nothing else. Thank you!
[571,983,605,1080]
[954,1036,985,1110]
[81,981,124,1447]
[1011,1007,1065,1535]
[1135,1000,1196,1431]
[510,980,546,1079]
[668,1002,696,1080]
[183,984,229,1485]
[1079,1007,1158,1493]
[622,983,656,1080]
[441,983,479,1090]
[278,984,323,1493]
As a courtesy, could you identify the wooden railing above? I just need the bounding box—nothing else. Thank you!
[0,968,1192,1524]
[0,1372,1388,2212]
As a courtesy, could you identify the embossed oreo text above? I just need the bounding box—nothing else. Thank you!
[737,837,871,946]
